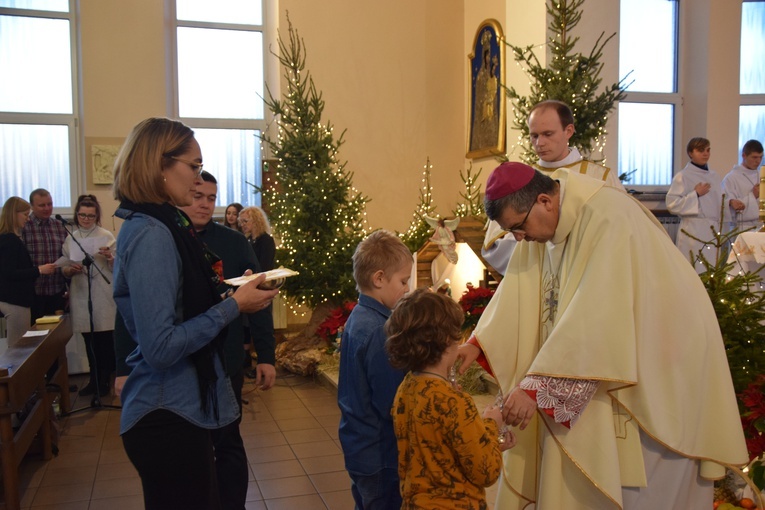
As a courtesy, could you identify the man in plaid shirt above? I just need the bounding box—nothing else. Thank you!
[22,188,68,319]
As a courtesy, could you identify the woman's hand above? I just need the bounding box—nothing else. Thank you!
[62,263,84,277]
[232,274,278,313]
[39,263,58,275]
[98,246,114,262]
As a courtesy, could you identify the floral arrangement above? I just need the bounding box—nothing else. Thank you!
[315,301,357,343]
[458,285,495,331]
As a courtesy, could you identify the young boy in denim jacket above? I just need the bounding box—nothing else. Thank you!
[338,230,413,510]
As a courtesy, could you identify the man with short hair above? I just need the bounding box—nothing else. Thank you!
[722,139,764,231]
[482,100,624,274]
[460,162,747,509]
[182,172,276,510]
[22,188,68,319]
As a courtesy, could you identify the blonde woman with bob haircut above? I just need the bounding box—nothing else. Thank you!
[237,206,276,378]
[111,117,279,510]
[238,206,275,271]
[0,197,56,346]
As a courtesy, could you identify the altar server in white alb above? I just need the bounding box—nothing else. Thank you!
[459,162,747,510]
[666,137,729,272]
[482,100,624,275]
[722,139,764,231]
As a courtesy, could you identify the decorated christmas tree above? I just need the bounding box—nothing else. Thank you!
[694,221,765,499]
[400,158,437,252]
[453,163,485,218]
[504,0,629,164]
[260,16,368,310]
[691,224,765,395]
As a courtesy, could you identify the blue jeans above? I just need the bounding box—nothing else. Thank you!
[349,468,401,510]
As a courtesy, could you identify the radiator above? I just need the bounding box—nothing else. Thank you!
[657,215,680,243]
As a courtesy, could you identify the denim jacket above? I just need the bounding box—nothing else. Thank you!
[338,293,405,475]
[113,208,240,434]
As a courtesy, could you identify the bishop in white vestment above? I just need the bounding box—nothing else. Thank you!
[462,162,748,510]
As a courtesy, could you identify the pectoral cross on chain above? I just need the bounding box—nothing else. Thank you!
[545,287,559,323]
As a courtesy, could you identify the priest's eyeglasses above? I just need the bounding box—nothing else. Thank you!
[507,202,537,233]
[169,156,204,177]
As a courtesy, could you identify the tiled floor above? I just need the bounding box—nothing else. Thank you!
[3,370,354,510]
[2,370,498,509]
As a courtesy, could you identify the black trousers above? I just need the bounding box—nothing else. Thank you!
[122,409,221,510]
[82,330,116,391]
[211,371,248,510]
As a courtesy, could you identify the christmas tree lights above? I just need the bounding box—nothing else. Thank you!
[260,16,368,309]
[453,163,485,218]
[400,158,437,252]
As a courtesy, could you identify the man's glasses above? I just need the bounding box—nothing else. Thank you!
[169,156,204,177]
[507,202,537,233]
[77,213,97,220]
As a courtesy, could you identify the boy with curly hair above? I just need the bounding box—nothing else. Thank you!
[386,288,515,509]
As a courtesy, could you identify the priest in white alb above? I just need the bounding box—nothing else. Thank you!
[482,100,624,275]
[460,161,748,509]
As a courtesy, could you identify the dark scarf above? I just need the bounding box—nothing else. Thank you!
[120,200,227,419]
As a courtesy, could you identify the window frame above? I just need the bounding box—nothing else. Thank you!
[738,2,765,170]
[168,1,270,212]
[616,0,682,191]
[0,1,81,210]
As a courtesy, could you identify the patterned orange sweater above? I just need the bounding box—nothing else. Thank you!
[392,372,502,510]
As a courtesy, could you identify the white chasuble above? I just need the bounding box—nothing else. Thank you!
[474,169,747,510]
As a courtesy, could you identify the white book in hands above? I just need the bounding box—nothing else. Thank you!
[224,267,298,290]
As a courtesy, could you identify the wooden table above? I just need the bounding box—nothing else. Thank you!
[0,317,72,510]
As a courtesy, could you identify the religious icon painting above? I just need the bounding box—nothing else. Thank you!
[467,19,506,160]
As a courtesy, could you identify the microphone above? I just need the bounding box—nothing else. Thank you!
[54,214,71,226]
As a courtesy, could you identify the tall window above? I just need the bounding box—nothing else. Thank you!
[618,0,679,187]
[173,0,266,209]
[739,1,765,150]
[0,0,78,207]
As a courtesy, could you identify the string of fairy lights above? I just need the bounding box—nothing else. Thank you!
[261,40,369,317]
[401,159,436,245]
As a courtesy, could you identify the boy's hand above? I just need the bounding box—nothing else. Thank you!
[499,428,517,451]
[482,404,503,426]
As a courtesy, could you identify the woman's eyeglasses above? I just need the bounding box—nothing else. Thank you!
[77,213,97,220]
[169,156,204,177]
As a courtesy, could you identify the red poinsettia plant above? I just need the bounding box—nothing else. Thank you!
[741,375,765,461]
[315,301,357,343]
[458,285,496,331]
[739,375,765,490]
